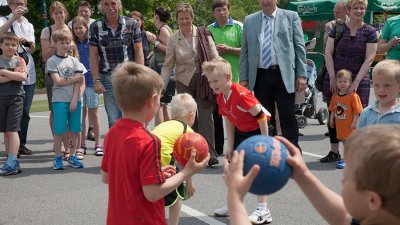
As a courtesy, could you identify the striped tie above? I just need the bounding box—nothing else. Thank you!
[262,15,272,69]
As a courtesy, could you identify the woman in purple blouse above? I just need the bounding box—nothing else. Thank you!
[320,0,377,164]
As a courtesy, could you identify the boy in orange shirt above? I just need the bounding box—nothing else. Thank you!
[328,69,363,169]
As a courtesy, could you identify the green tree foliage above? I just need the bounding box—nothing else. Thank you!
[0,0,263,88]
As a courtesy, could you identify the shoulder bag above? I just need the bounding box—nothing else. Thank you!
[314,19,344,92]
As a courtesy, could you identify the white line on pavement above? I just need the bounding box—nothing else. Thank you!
[181,205,226,225]
[303,151,323,158]
[31,115,50,118]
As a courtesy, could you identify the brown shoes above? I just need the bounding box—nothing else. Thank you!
[87,127,95,141]
[19,145,32,155]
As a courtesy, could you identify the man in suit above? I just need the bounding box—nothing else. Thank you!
[240,0,307,148]
[239,2,306,222]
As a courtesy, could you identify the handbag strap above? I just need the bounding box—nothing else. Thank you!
[156,24,171,40]
[334,19,344,48]
[154,24,171,64]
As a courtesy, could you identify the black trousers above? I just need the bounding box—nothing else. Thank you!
[327,102,339,144]
[213,103,224,155]
[254,68,300,148]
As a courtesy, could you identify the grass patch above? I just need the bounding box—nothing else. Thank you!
[30,95,104,113]
[31,100,50,113]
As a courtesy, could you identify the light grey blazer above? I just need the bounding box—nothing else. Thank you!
[161,25,218,90]
[240,8,307,94]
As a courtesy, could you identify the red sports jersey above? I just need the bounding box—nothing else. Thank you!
[218,83,268,132]
[101,118,166,225]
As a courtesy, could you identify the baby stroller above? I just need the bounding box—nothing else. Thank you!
[295,57,328,129]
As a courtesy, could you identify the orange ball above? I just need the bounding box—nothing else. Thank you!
[173,132,209,166]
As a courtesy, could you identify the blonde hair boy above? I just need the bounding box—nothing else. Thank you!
[52,29,73,43]
[371,59,400,84]
[170,93,197,123]
[202,57,232,78]
[224,125,400,225]
[101,62,209,225]
[152,93,197,225]
[112,62,163,112]
[345,125,400,219]
[203,57,272,223]
[358,60,400,128]
[336,69,352,81]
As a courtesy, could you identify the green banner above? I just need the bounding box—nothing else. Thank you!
[368,0,400,12]
[287,0,337,21]
[288,0,400,21]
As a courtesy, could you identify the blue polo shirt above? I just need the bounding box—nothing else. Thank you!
[76,39,94,87]
[208,17,242,83]
[357,100,400,128]
[89,15,142,73]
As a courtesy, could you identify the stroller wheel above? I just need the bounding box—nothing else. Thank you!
[317,108,329,125]
[296,115,307,129]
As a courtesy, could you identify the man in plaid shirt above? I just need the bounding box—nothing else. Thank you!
[89,0,144,128]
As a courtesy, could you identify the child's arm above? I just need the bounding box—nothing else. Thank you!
[224,117,235,160]
[351,94,363,130]
[0,73,12,83]
[101,170,108,184]
[328,100,335,128]
[0,68,27,82]
[142,150,210,202]
[329,112,335,128]
[275,136,352,225]
[248,105,269,135]
[185,176,196,197]
[80,75,86,97]
[351,114,359,130]
[70,79,81,112]
[224,150,259,225]
[50,72,83,87]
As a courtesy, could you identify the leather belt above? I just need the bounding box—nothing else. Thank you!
[268,65,279,70]
[258,65,279,71]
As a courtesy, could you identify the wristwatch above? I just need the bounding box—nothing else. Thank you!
[154,40,160,48]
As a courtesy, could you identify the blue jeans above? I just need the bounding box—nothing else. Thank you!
[18,83,35,146]
[101,73,122,128]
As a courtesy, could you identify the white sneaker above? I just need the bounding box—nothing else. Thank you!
[248,208,272,224]
[214,205,229,217]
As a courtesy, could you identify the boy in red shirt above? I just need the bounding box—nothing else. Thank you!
[203,58,273,224]
[100,62,210,225]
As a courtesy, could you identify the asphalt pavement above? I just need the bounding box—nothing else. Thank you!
[1,91,373,225]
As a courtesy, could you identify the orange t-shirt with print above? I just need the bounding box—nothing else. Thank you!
[329,92,363,140]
